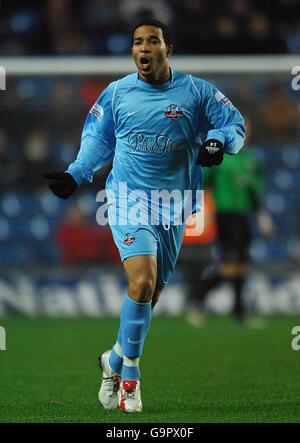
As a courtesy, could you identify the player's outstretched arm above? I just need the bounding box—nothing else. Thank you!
[43,172,77,199]
[44,82,117,197]
[67,83,116,184]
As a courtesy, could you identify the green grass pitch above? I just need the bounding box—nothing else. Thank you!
[0,315,299,423]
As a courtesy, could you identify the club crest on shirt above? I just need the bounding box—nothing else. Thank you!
[124,233,136,245]
[164,104,183,120]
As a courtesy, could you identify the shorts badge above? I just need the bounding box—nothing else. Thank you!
[124,233,136,245]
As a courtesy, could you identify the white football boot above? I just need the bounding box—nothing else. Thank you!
[98,350,121,410]
[119,380,142,413]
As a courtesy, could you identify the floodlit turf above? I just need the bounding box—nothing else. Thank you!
[0,315,299,423]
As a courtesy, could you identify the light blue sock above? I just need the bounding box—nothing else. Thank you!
[109,328,123,375]
[109,304,155,377]
[120,294,152,380]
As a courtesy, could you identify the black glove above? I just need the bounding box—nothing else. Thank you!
[43,172,77,199]
[197,139,224,167]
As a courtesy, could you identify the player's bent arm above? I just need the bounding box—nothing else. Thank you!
[43,83,117,198]
[66,132,115,185]
[197,79,246,155]
[66,83,117,185]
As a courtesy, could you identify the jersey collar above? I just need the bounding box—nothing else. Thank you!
[136,68,174,91]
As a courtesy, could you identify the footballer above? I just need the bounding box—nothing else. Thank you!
[44,20,245,413]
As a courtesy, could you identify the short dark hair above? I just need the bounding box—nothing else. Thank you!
[131,20,172,47]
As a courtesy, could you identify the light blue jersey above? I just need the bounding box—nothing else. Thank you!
[66,69,245,283]
[67,70,245,223]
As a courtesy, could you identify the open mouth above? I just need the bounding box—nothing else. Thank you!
[140,56,151,71]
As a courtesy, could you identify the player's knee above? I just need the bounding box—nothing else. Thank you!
[129,274,156,303]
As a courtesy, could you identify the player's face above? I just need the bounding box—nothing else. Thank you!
[131,26,173,84]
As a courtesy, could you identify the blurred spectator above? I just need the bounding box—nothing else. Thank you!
[286,23,300,53]
[0,0,51,55]
[171,0,211,53]
[51,131,80,170]
[260,82,300,143]
[229,0,252,19]
[48,80,85,135]
[22,127,53,187]
[51,29,90,55]
[44,0,78,42]
[243,13,288,54]
[83,0,122,31]
[229,82,267,143]
[0,127,22,188]
[119,0,173,25]
[210,15,241,54]
[56,202,119,264]
[83,0,127,54]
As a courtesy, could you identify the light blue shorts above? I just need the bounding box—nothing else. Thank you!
[108,214,185,286]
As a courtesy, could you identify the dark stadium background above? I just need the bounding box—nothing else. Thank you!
[0,0,299,423]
